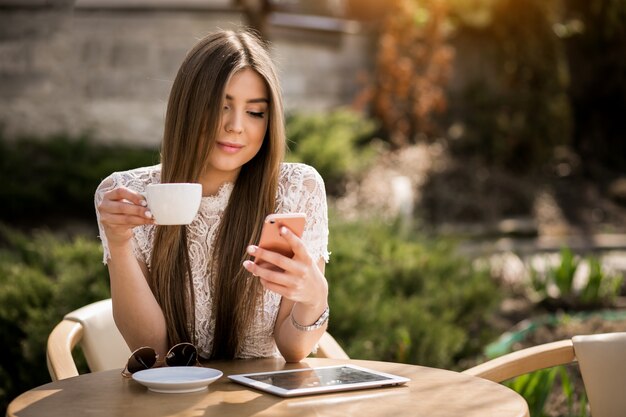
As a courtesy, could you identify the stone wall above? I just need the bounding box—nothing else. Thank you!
[0,1,374,146]
[268,25,373,112]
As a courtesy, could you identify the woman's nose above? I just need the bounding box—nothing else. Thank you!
[224,113,243,134]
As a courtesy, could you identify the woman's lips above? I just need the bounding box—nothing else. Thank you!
[217,141,243,154]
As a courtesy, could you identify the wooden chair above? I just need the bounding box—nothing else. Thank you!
[462,332,626,417]
[47,298,349,381]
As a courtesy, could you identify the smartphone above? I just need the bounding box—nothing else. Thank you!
[256,213,306,259]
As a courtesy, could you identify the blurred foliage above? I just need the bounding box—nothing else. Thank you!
[286,109,379,195]
[326,216,501,368]
[529,247,624,311]
[358,0,625,174]
[0,133,159,224]
[505,366,588,417]
[362,0,453,146]
[1,109,378,223]
[0,224,110,413]
[445,0,625,174]
[486,244,624,416]
[565,0,626,174]
[448,0,572,172]
[508,367,559,417]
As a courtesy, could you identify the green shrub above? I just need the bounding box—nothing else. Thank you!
[0,224,110,412]
[286,109,379,195]
[0,133,159,224]
[0,115,375,223]
[505,366,587,417]
[529,247,623,310]
[326,217,501,368]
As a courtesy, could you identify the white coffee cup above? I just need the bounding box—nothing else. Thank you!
[145,183,202,225]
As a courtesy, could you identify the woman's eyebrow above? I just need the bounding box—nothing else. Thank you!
[225,94,269,104]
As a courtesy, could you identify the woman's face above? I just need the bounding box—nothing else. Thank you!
[206,68,269,183]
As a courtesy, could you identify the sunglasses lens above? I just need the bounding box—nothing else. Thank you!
[126,347,157,374]
[166,343,198,367]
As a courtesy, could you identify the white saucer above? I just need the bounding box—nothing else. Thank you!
[132,367,223,394]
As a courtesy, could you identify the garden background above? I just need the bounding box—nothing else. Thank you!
[1,1,626,416]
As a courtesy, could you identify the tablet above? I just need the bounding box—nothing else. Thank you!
[228,364,410,397]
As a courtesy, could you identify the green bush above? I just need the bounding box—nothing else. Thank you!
[0,224,110,413]
[286,109,379,195]
[326,217,501,368]
[505,366,587,417]
[0,113,376,223]
[529,247,624,310]
[0,133,159,224]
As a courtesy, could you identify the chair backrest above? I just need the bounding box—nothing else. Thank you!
[63,298,131,372]
[47,298,131,381]
[573,332,626,417]
[314,331,350,359]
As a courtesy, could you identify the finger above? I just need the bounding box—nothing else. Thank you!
[100,212,154,226]
[258,277,292,298]
[247,245,303,274]
[104,187,148,207]
[99,198,153,220]
[278,226,310,260]
[258,276,304,301]
[243,260,295,288]
[254,259,284,273]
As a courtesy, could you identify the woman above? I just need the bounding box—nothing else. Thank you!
[95,29,329,362]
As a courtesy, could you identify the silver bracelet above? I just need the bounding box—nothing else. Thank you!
[290,306,330,331]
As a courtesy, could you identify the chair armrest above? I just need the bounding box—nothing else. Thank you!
[46,319,84,381]
[314,332,350,359]
[462,339,575,383]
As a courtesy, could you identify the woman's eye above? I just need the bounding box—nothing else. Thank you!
[249,111,265,118]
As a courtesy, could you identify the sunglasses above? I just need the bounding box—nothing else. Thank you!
[122,342,200,377]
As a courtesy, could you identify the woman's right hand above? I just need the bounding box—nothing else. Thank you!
[97,187,154,247]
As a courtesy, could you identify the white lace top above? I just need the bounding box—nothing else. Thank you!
[94,162,329,359]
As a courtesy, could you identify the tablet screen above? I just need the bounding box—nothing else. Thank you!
[246,366,392,390]
[228,364,409,397]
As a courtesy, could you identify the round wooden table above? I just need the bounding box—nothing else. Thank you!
[7,358,529,417]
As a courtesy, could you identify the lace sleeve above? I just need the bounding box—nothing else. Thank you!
[292,165,330,263]
[94,171,151,265]
[94,175,117,264]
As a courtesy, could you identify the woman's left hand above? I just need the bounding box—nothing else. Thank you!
[242,226,328,309]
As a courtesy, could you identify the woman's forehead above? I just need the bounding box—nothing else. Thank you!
[224,68,269,102]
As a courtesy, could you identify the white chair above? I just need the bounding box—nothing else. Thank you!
[46,298,130,381]
[314,331,350,360]
[462,332,626,417]
[47,298,349,381]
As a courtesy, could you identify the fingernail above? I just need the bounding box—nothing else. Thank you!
[280,227,288,235]
[247,245,257,254]
[145,210,152,219]
[140,200,147,207]
[243,260,258,277]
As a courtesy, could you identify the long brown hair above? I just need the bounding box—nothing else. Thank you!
[148,30,285,359]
